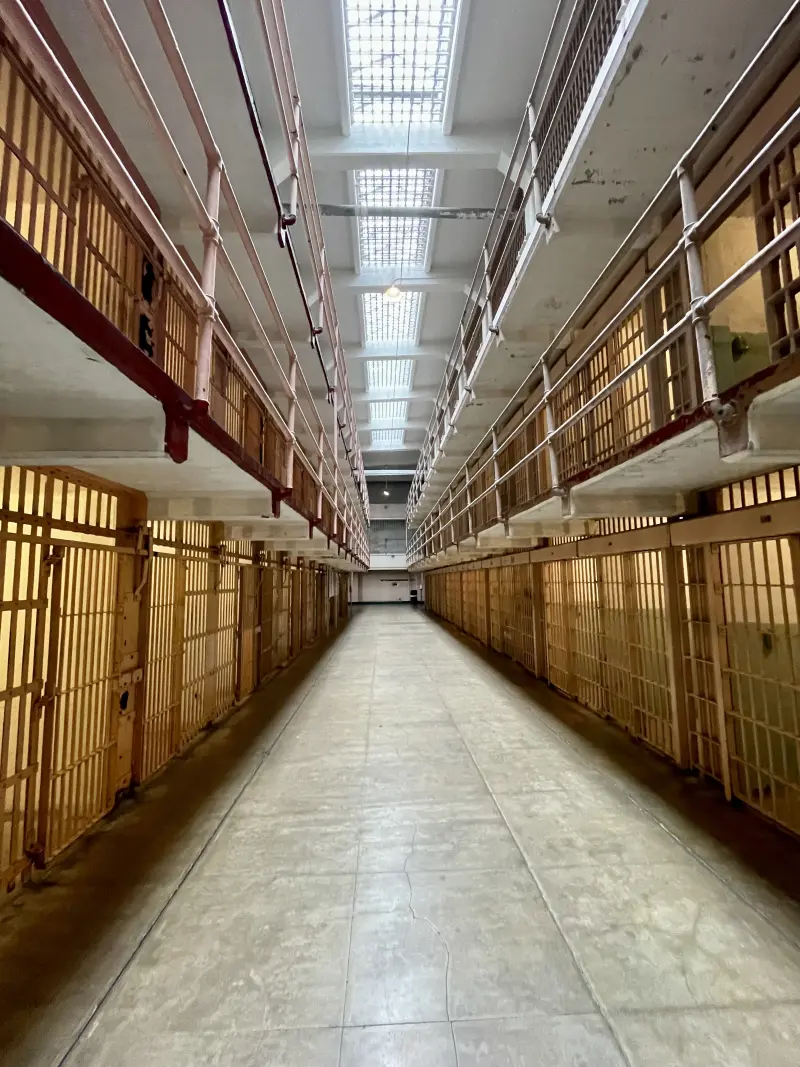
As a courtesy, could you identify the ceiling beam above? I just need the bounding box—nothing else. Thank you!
[360,420,429,433]
[343,343,452,362]
[272,127,511,181]
[327,267,471,296]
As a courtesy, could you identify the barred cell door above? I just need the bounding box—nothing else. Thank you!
[257,564,275,682]
[238,565,257,701]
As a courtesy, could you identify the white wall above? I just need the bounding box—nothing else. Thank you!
[352,570,410,603]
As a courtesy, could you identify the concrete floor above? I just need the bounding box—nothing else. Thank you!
[2,607,800,1066]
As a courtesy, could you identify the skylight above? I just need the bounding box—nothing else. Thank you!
[362,292,422,344]
[356,168,436,268]
[371,428,406,448]
[370,400,409,423]
[345,1,459,125]
[366,359,414,391]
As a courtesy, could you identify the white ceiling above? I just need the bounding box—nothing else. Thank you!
[38,0,558,479]
[282,0,560,471]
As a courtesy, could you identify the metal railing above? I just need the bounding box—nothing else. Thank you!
[407,21,800,565]
[0,0,369,565]
[408,0,627,519]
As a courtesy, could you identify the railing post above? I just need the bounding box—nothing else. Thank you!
[677,164,719,406]
[448,487,454,547]
[284,99,301,226]
[541,360,561,495]
[316,427,324,523]
[492,427,503,525]
[482,245,493,335]
[285,355,297,489]
[465,467,474,538]
[195,158,222,407]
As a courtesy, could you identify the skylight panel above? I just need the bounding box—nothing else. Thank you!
[370,400,409,423]
[356,168,435,268]
[366,359,414,391]
[371,428,406,448]
[362,292,421,344]
[345,1,459,125]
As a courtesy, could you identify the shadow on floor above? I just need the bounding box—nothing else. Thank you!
[429,615,800,922]
[0,631,341,1067]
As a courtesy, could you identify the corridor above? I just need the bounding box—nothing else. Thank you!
[3,607,800,1066]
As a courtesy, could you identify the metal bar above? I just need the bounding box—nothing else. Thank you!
[677,164,718,405]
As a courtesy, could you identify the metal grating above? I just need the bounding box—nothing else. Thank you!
[370,399,408,423]
[356,168,436,267]
[363,291,422,343]
[345,0,459,125]
[371,428,406,447]
[366,358,414,391]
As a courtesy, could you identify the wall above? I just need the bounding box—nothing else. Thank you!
[353,570,411,603]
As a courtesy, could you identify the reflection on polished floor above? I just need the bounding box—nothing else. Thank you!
[2,606,800,1066]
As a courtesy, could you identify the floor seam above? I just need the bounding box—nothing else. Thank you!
[434,674,636,1067]
[433,615,800,954]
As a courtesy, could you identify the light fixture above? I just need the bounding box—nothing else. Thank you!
[383,475,390,497]
[384,281,403,301]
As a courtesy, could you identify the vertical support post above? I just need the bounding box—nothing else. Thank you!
[702,542,734,800]
[662,546,691,767]
[484,567,492,648]
[203,522,224,723]
[285,100,301,225]
[677,164,718,405]
[530,561,547,678]
[108,491,148,800]
[541,361,561,495]
[465,467,474,538]
[285,355,298,489]
[447,487,454,547]
[492,427,503,526]
[526,101,544,233]
[169,524,187,754]
[33,544,65,865]
[316,427,324,524]
[195,159,222,406]
[482,245,493,335]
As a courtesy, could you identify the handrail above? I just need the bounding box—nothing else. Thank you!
[253,0,368,520]
[408,0,626,518]
[408,0,800,531]
[406,77,800,563]
[2,0,369,564]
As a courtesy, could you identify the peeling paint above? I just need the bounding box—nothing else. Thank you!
[688,53,704,64]
[608,196,627,205]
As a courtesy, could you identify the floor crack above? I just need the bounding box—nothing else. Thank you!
[405,871,453,1031]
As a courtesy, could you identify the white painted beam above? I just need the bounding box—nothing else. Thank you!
[328,267,471,295]
[343,343,452,362]
[0,418,166,465]
[276,127,511,179]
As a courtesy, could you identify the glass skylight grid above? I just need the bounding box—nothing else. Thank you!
[345,1,459,125]
[356,168,436,267]
[366,359,414,391]
[371,428,406,448]
[362,292,421,344]
[370,400,408,423]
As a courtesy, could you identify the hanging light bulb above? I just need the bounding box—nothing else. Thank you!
[383,475,390,497]
[384,280,402,301]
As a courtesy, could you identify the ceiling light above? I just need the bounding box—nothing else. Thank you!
[384,281,403,301]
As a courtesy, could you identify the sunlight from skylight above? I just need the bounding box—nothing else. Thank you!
[345,1,459,125]
[362,292,422,344]
[366,359,414,392]
[370,400,409,423]
[356,168,436,268]
[371,428,406,448]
